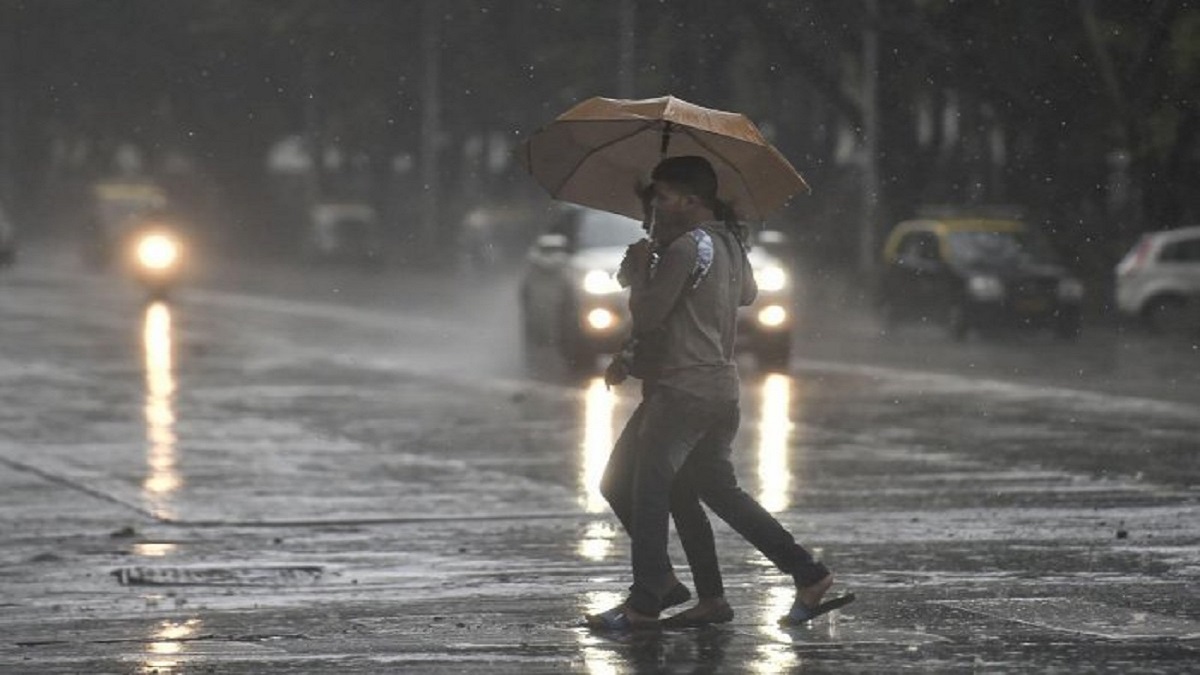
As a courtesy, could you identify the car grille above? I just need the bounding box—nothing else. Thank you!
[1008,277,1058,313]
[1011,278,1057,298]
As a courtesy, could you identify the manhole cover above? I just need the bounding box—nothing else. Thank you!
[112,565,323,586]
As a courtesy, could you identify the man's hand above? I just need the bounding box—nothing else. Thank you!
[616,238,655,288]
[604,354,629,388]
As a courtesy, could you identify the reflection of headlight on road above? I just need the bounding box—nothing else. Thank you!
[136,234,180,270]
[756,266,788,292]
[582,270,622,295]
[967,275,1004,301]
[586,308,617,331]
[1057,278,1084,301]
[757,305,788,327]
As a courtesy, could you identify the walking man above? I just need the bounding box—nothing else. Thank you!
[586,156,853,630]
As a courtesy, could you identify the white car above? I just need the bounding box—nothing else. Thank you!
[518,207,795,372]
[1116,225,1200,334]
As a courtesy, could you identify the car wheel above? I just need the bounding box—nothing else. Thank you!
[878,302,900,336]
[1144,296,1189,335]
[517,289,541,346]
[948,303,970,341]
[1054,315,1082,341]
[557,301,596,373]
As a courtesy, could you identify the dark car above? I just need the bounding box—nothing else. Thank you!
[519,206,797,371]
[877,216,1084,341]
[301,202,386,267]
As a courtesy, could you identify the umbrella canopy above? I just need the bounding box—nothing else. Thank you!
[520,95,809,222]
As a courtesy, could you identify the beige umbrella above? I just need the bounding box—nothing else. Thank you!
[520,95,809,222]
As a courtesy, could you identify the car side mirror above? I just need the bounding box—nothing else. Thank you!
[535,233,569,254]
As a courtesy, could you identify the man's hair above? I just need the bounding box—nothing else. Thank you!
[651,154,748,245]
[651,155,718,200]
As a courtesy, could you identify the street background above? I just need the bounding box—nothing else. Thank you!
[1,241,1197,673]
[2,4,1200,670]
[3,2,1200,302]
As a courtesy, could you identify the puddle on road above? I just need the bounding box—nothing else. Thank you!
[933,597,1200,639]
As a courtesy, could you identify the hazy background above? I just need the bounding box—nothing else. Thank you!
[1,0,1197,311]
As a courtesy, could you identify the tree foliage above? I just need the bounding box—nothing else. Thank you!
[1,0,1197,276]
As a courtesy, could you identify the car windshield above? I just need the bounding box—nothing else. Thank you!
[98,198,159,228]
[945,229,1058,266]
[576,210,646,250]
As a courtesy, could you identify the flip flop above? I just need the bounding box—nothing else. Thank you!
[581,584,689,630]
[660,602,735,629]
[584,606,661,632]
[778,592,856,626]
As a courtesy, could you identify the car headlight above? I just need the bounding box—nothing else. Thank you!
[585,308,617,331]
[135,233,180,271]
[1057,278,1084,302]
[967,275,1005,301]
[755,265,788,292]
[582,269,622,295]
[756,305,788,328]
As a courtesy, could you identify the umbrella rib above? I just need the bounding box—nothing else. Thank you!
[546,120,662,198]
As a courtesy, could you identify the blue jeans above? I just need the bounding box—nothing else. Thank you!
[601,384,829,616]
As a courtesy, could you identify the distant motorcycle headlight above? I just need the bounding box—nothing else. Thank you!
[755,265,788,292]
[1057,278,1084,302]
[967,275,1005,301]
[582,269,622,295]
[136,233,180,271]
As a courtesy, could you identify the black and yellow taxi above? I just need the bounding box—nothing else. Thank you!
[876,215,1084,341]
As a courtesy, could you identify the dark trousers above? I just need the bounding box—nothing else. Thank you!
[600,384,829,616]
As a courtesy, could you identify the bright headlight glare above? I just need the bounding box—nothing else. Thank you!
[582,269,622,295]
[586,308,616,331]
[756,266,788,292]
[1058,278,1084,301]
[136,234,180,270]
[967,275,1004,301]
[757,305,788,327]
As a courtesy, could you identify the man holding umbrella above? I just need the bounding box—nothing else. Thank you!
[523,97,853,630]
[594,155,850,630]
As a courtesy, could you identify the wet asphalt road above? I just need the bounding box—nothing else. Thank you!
[1,244,1198,674]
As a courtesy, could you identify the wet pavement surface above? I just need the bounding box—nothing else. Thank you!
[1,244,1198,673]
